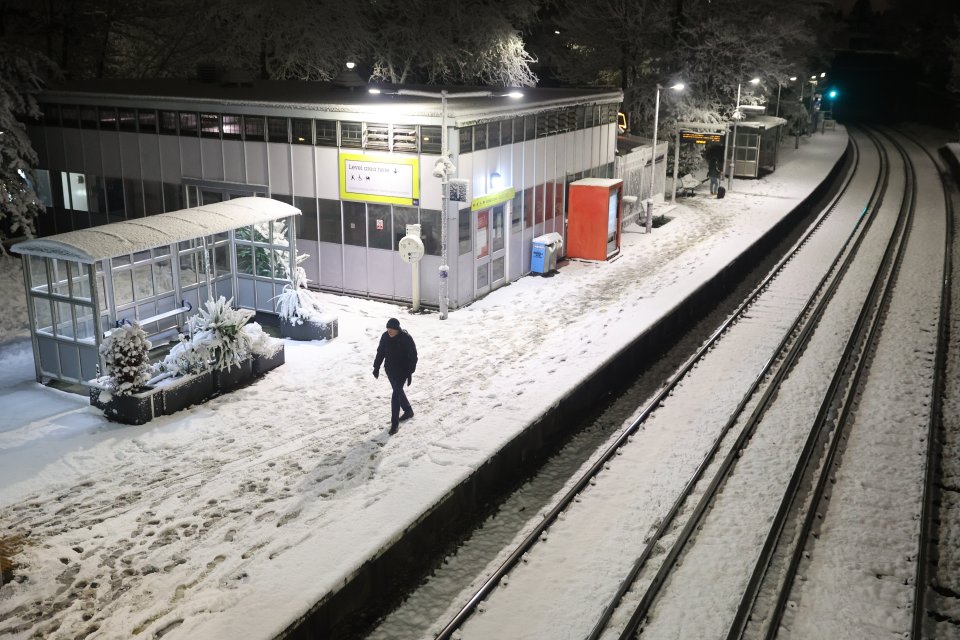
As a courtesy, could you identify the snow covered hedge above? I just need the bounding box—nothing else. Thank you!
[273,266,328,326]
[99,323,152,396]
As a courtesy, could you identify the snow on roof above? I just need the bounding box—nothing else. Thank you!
[571,178,622,188]
[11,197,300,264]
[739,115,789,129]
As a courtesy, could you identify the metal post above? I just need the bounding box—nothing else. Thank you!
[796,80,803,150]
[671,127,680,204]
[439,90,450,320]
[646,84,661,234]
[728,82,741,192]
[776,83,782,118]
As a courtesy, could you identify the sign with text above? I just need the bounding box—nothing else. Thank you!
[680,130,725,145]
[339,153,420,206]
[471,186,515,212]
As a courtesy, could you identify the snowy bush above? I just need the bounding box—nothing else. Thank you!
[155,296,256,376]
[99,323,152,396]
[273,266,326,326]
[243,322,282,358]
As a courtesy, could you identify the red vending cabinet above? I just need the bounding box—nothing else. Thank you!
[566,178,624,261]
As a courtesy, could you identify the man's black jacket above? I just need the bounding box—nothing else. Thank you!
[374,330,418,378]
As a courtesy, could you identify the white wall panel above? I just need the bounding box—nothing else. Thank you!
[179,137,201,178]
[119,133,141,179]
[290,145,315,197]
[419,153,442,210]
[316,147,339,199]
[139,135,161,181]
[268,143,291,194]
[245,142,268,186]
[201,138,224,181]
[159,136,181,181]
[470,148,488,198]
[223,140,245,183]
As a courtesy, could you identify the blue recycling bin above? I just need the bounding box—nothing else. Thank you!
[531,233,563,274]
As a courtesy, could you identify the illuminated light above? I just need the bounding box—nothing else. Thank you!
[490,171,503,191]
[749,77,760,84]
[345,62,356,70]
[297,137,305,142]
[820,72,826,78]
[828,89,838,99]
[554,29,560,35]
[811,75,817,80]
[670,82,685,91]
[506,91,524,98]
[368,88,381,94]
[789,76,797,81]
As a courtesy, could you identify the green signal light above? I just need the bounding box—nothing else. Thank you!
[828,89,838,99]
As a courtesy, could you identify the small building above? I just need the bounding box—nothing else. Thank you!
[730,114,788,178]
[26,78,622,310]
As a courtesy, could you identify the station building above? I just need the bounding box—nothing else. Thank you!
[26,78,622,311]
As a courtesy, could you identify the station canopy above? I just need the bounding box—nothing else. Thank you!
[12,197,300,264]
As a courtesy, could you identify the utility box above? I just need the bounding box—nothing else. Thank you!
[531,232,563,274]
[566,178,624,261]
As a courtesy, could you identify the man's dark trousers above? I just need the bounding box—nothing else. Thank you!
[388,372,412,426]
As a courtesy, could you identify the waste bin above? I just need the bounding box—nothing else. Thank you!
[531,232,563,274]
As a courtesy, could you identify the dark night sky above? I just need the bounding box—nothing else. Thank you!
[834,0,893,13]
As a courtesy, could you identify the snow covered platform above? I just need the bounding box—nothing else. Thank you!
[0,130,848,639]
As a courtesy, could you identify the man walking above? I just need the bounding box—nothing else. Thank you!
[373,318,418,434]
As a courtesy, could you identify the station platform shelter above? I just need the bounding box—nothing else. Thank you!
[26,78,622,311]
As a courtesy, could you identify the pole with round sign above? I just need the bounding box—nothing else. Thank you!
[399,224,425,312]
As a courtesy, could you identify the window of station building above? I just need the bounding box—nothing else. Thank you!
[419,209,441,256]
[222,114,242,139]
[459,126,472,154]
[458,208,472,255]
[104,177,126,222]
[318,198,342,243]
[138,109,157,134]
[59,105,79,128]
[392,124,417,152]
[159,110,178,135]
[293,196,318,241]
[420,126,441,154]
[200,113,221,138]
[342,201,366,246]
[266,117,289,143]
[179,112,198,136]
[118,108,137,132]
[291,118,312,144]
[575,105,587,129]
[393,206,419,250]
[496,120,513,146]
[77,106,97,129]
[340,121,362,148]
[42,104,60,127]
[143,180,163,216]
[473,123,488,151]
[512,116,525,142]
[367,204,392,250]
[243,115,265,141]
[34,169,54,207]
[315,119,337,146]
[124,178,145,217]
[99,107,118,131]
[524,114,536,141]
[363,123,390,150]
[536,111,557,138]
[162,182,184,211]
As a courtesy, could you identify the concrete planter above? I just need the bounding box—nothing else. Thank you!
[212,358,254,392]
[89,385,160,426]
[252,345,285,376]
[280,316,338,341]
[160,369,215,414]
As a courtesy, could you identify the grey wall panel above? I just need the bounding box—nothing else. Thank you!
[201,138,224,181]
[268,143,291,194]
[101,133,122,177]
[291,145,315,197]
[298,239,319,285]
[46,130,66,171]
[119,133,141,179]
[63,129,84,170]
[159,136,182,181]
[79,345,100,381]
[57,343,81,381]
[237,277,255,309]
[28,126,49,167]
[319,242,342,290]
[139,135,161,180]
[366,249,394,299]
[245,142,268,186]
[180,137,201,178]
[223,140,245,183]
[316,148,338,199]
[342,246,366,294]
[457,250,472,307]
[393,254,411,302]
[419,254,439,305]
[509,231,522,280]
[82,130,102,175]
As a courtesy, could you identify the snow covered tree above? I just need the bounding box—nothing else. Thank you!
[100,322,152,396]
[0,44,56,249]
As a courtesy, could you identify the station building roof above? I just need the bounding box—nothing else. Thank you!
[11,197,299,264]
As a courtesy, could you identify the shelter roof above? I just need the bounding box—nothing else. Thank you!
[11,197,299,264]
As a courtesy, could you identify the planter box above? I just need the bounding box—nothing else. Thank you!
[252,345,285,376]
[160,369,215,415]
[280,316,338,341]
[212,358,254,392]
[89,385,160,426]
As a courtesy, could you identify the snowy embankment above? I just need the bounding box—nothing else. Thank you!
[0,131,847,640]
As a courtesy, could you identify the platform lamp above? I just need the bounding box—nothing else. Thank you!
[368,86,523,319]
[645,81,684,233]
[728,77,760,192]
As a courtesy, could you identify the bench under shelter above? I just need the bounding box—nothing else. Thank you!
[11,197,300,385]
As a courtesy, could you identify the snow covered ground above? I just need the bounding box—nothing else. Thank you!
[0,131,849,639]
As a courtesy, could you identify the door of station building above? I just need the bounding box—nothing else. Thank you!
[475,203,507,297]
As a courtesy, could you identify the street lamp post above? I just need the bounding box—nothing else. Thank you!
[369,87,522,319]
[728,77,760,192]
[645,82,684,233]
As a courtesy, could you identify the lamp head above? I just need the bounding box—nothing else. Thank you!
[789,76,797,81]
[670,82,685,91]
[345,61,356,70]
[368,87,381,94]
[749,77,760,85]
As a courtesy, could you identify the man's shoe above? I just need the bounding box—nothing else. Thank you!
[399,411,414,422]
[389,423,399,435]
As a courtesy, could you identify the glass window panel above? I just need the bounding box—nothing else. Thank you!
[71,262,92,300]
[133,250,150,263]
[104,177,125,222]
[513,117,524,142]
[138,109,157,133]
[51,259,70,297]
[235,245,254,275]
[133,263,154,299]
[68,173,89,212]
[474,124,488,151]
[222,114,242,139]
[492,204,505,253]
[34,169,54,207]
[200,113,221,138]
[318,198,342,243]
[114,269,134,306]
[180,253,199,285]
[29,256,48,292]
[273,249,291,279]
[393,206,419,250]
[159,110,178,135]
[476,264,489,289]
[118,108,136,132]
[315,119,337,146]
[124,178,145,218]
[179,112,198,136]
[43,104,60,126]
[80,106,100,129]
[342,201,366,246]
[267,117,289,143]
[143,180,163,216]
[75,304,96,343]
[524,115,536,141]
[367,204,392,250]
[340,121,362,148]
[459,127,472,154]
[458,208,471,255]
[254,243,272,276]
[154,259,173,294]
[294,197,318,241]
[214,245,229,276]
[244,115,265,141]
[420,126,441,154]
[291,118,312,144]
[498,120,512,146]
[96,265,107,311]
[162,182,183,212]
[55,301,75,339]
[34,298,54,335]
[418,209,441,256]
[492,256,505,282]
[99,107,118,131]
[60,105,79,128]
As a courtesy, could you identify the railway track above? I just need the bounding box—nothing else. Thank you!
[425,126,951,640]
